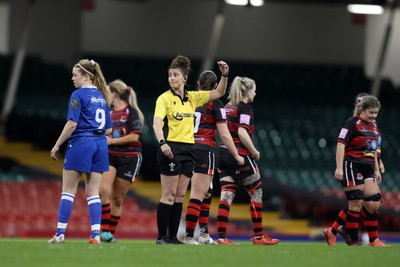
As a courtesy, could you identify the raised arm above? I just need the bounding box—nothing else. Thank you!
[209,61,229,101]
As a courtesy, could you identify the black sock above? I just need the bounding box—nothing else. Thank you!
[157,202,172,239]
[168,202,183,239]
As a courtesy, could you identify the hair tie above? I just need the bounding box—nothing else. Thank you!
[90,59,96,66]
[127,86,132,93]
[77,63,94,76]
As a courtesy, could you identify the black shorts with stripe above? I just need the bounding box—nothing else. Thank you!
[341,160,375,188]
[157,142,196,178]
[194,149,215,176]
[217,147,259,181]
[109,153,142,183]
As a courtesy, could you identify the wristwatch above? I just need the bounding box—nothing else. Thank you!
[159,139,166,146]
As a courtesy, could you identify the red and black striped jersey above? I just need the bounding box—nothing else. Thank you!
[193,100,226,151]
[338,115,379,166]
[222,101,254,156]
[373,121,382,159]
[109,104,142,157]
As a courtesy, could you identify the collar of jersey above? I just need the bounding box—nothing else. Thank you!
[356,115,369,123]
[80,85,97,89]
[169,88,188,102]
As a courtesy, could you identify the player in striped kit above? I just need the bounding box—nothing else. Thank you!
[323,95,389,246]
[183,70,244,245]
[215,76,279,245]
[324,94,390,247]
[99,79,144,243]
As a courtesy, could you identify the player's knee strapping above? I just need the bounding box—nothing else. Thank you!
[244,180,262,193]
[245,180,262,202]
[220,180,238,194]
[364,193,381,202]
[345,189,364,201]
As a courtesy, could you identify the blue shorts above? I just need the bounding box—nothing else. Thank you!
[64,136,109,173]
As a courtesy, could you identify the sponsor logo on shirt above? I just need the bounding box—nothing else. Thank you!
[240,114,250,125]
[172,112,195,121]
[339,128,348,139]
[220,108,227,119]
[90,97,107,105]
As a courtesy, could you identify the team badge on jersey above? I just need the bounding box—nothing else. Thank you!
[71,99,79,109]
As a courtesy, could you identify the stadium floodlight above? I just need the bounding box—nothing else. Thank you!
[347,4,384,14]
[250,0,264,6]
[224,0,264,7]
[225,0,247,5]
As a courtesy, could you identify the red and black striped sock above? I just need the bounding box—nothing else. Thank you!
[217,200,231,239]
[109,215,120,234]
[185,198,202,238]
[332,207,348,235]
[346,209,360,242]
[361,207,378,243]
[199,195,212,234]
[250,201,263,237]
[101,203,111,232]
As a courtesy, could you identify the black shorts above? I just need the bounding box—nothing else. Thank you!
[194,149,215,175]
[340,160,375,188]
[217,148,259,181]
[157,142,196,178]
[109,153,142,182]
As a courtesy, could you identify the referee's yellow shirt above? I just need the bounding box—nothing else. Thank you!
[154,89,210,144]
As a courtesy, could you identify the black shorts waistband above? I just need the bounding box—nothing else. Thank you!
[93,130,105,135]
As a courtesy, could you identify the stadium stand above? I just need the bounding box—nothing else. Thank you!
[1,55,400,238]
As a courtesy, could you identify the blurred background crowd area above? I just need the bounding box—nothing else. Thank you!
[0,0,399,239]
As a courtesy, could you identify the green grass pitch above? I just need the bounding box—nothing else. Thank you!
[1,238,399,267]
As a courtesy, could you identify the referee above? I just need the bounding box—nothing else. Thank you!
[153,55,229,244]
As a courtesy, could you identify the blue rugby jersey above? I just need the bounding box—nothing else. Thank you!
[67,86,112,138]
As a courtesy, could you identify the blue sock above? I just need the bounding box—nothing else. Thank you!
[87,195,101,238]
[56,192,75,236]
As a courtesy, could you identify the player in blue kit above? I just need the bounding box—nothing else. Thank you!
[48,59,112,244]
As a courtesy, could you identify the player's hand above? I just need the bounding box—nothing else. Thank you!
[379,161,385,173]
[375,170,382,184]
[252,151,260,161]
[50,146,59,161]
[161,144,173,159]
[106,136,112,145]
[217,60,229,76]
[334,169,343,180]
[235,155,245,165]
